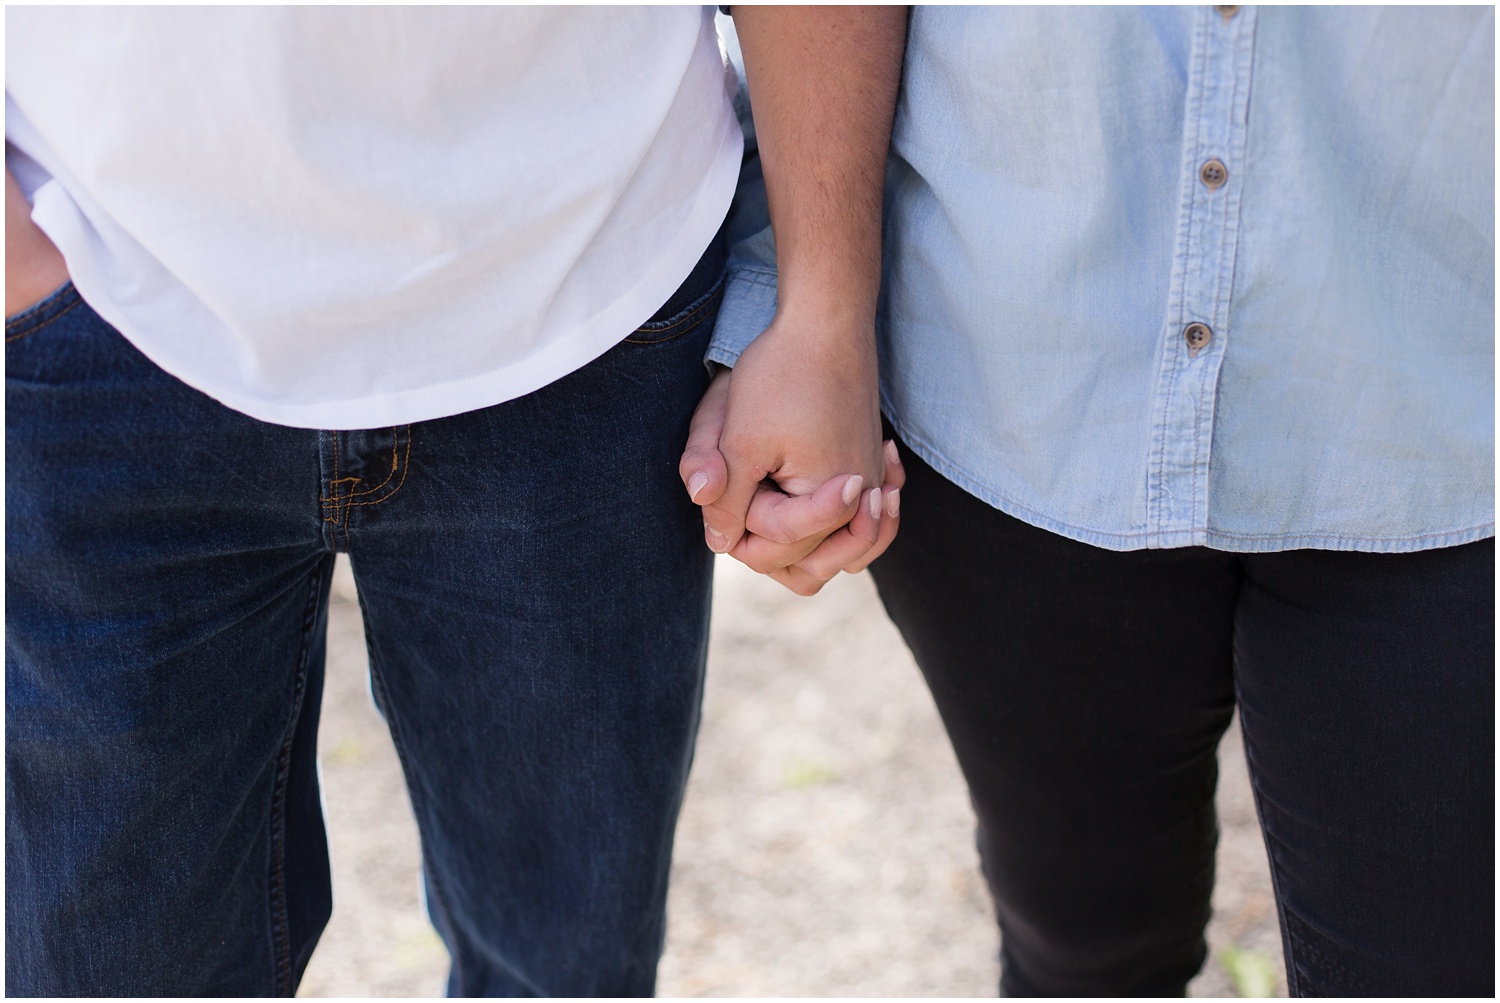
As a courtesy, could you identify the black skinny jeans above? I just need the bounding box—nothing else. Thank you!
[870,438,1494,997]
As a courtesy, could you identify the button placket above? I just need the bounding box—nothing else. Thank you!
[1145,6,1257,546]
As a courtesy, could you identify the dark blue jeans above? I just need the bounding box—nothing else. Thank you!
[5,237,723,996]
[871,436,1495,997]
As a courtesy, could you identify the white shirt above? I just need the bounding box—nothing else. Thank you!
[6,6,742,429]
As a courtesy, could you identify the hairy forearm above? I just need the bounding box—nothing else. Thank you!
[732,5,908,333]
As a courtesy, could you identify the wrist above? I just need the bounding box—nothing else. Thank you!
[767,283,878,350]
[772,248,880,331]
[758,309,877,368]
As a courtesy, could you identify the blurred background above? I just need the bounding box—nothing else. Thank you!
[297,554,1287,998]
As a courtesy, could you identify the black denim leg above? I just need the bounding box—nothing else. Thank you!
[870,441,1240,996]
[1235,541,1495,997]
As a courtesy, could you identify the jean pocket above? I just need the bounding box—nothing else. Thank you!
[5,284,145,392]
[623,274,725,346]
[624,220,729,346]
[5,281,81,343]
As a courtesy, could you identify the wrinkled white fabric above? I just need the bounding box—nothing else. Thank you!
[6,6,741,428]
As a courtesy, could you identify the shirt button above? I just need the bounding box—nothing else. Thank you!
[1200,159,1228,190]
[1215,5,1241,19]
[1184,322,1213,350]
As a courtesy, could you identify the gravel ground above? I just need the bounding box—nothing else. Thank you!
[298,555,1286,997]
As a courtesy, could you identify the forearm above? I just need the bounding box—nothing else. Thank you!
[731,5,907,336]
[681,8,911,580]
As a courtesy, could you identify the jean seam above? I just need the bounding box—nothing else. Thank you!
[318,426,410,502]
[326,432,346,550]
[320,427,412,544]
[623,279,724,344]
[4,287,83,343]
[358,627,484,990]
[1236,696,1301,996]
[266,563,327,996]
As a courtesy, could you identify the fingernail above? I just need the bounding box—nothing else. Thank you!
[868,487,882,519]
[688,472,709,502]
[885,440,901,466]
[885,487,901,519]
[706,527,729,553]
[841,474,864,506]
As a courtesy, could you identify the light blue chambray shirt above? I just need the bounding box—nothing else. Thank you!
[708,5,1495,553]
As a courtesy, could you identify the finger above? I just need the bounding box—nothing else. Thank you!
[690,366,760,553]
[703,451,767,554]
[881,439,907,490]
[729,522,825,574]
[841,440,905,572]
[679,368,732,507]
[736,483,882,575]
[842,482,899,574]
[744,471,864,545]
[767,563,832,597]
[791,486,885,580]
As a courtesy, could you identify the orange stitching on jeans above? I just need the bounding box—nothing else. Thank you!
[342,426,411,509]
[320,427,411,534]
[322,433,341,519]
[320,477,361,502]
[322,432,354,549]
[318,427,404,501]
[321,430,348,506]
[5,296,84,343]
[622,282,723,344]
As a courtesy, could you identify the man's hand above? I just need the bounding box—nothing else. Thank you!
[707,307,885,555]
[681,364,905,596]
[6,168,69,318]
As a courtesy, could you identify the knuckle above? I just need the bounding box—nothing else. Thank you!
[764,523,803,546]
[756,541,805,570]
[703,504,740,530]
[718,431,757,464]
[740,553,775,576]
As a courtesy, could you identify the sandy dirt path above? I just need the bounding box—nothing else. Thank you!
[298,555,1286,997]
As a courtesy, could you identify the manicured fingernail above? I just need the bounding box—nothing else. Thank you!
[688,472,709,502]
[885,440,901,466]
[706,527,729,553]
[841,474,864,506]
[868,487,882,519]
[885,487,901,519]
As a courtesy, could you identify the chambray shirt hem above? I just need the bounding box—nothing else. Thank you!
[705,266,776,370]
[883,394,1496,556]
[1200,525,1496,554]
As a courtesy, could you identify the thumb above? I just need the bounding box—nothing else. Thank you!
[679,368,732,507]
[702,443,764,554]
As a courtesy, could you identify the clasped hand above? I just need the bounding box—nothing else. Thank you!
[677,314,904,596]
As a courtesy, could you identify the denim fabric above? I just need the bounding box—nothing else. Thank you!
[5,234,724,996]
[709,6,1495,554]
[871,439,1495,996]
